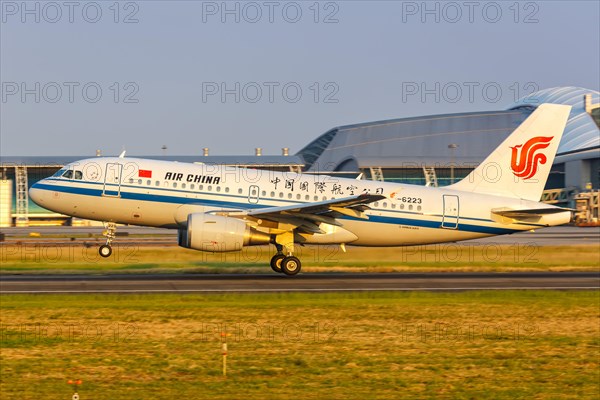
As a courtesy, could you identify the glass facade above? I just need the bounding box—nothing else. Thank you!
[369,168,473,186]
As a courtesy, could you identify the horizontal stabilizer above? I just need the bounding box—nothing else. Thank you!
[491,206,573,225]
[492,207,573,218]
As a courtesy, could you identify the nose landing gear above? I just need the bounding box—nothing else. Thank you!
[98,222,117,258]
[99,244,112,257]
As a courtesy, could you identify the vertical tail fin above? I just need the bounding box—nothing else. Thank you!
[450,103,571,201]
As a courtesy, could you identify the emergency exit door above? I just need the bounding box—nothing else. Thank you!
[441,195,459,229]
[248,185,260,204]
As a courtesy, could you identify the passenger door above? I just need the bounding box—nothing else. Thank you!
[441,195,459,229]
[103,163,123,197]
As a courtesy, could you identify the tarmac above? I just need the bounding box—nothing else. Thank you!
[1,272,598,294]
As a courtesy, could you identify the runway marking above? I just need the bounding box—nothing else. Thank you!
[1,286,598,294]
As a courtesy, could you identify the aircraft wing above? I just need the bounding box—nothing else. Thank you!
[229,193,385,234]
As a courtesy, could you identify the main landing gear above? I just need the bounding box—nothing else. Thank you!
[98,222,117,258]
[270,244,302,276]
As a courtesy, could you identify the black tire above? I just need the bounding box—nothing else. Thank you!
[270,254,286,273]
[99,244,112,258]
[281,256,301,276]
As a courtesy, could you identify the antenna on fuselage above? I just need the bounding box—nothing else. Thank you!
[119,150,126,158]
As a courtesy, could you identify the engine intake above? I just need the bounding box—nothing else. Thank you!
[178,213,271,252]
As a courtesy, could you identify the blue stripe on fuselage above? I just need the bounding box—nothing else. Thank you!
[33,181,523,235]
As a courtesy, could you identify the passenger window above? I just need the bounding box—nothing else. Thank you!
[409,205,413,211]
[383,202,387,208]
[296,194,301,200]
[392,203,396,209]
[279,192,284,198]
[146,180,151,185]
[208,186,212,191]
[216,186,221,192]
[271,191,275,197]
[200,185,204,190]
[417,205,422,211]
[128,178,134,184]
[182,183,186,189]
[288,193,292,199]
[305,195,310,201]
[173,182,177,188]
[238,188,243,194]
[225,187,229,193]
[155,181,160,187]
[138,179,142,185]
[262,191,266,196]
[190,184,195,190]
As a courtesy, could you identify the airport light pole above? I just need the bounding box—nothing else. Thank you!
[448,144,459,184]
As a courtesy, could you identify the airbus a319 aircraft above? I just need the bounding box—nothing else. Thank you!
[30,104,573,275]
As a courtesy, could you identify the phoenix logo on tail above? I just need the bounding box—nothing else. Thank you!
[510,136,554,180]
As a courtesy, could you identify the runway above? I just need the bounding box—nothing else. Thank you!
[1,226,599,246]
[1,272,598,294]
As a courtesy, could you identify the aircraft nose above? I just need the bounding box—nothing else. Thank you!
[29,182,45,206]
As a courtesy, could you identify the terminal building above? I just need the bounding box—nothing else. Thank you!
[1,86,598,227]
[298,87,599,189]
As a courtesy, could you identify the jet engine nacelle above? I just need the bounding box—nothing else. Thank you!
[178,213,271,252]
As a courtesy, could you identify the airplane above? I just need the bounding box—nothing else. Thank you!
[29,104,573,275]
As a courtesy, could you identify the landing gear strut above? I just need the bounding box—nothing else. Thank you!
[99,222,117,258]
[270,243,301,276]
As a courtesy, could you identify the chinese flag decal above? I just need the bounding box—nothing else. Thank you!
[139,169,152,178]
[510,136,553,180]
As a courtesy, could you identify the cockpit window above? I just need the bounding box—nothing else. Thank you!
[62,170,73,179]
[74,170,83,180]
[53,168,67,177]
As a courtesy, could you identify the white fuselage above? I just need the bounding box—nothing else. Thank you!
[29,157,571,246]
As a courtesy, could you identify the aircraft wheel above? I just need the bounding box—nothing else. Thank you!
[270,254,286,273]
[99,244,112,258]
[281,256,301,276]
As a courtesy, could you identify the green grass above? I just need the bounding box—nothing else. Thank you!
[1,244,599,274]
[1,291,599,399]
